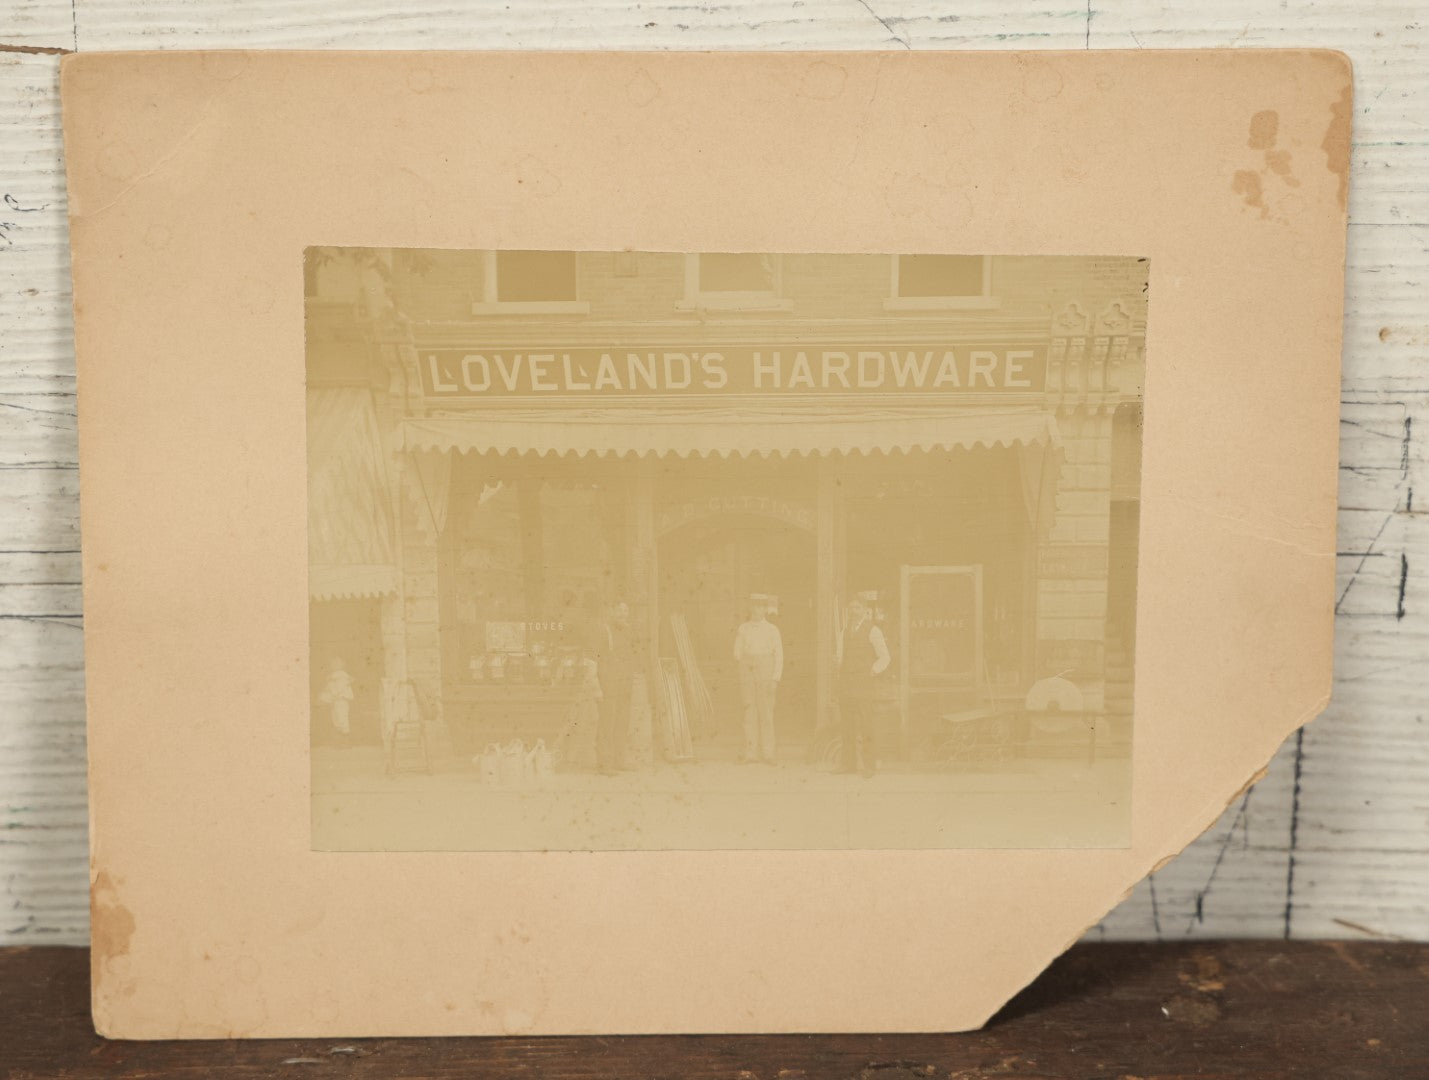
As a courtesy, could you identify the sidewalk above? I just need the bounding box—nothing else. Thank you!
[312,745,1131,851]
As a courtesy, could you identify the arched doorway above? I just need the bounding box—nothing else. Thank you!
[656,510,818,756]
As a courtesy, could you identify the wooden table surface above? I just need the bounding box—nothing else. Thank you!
[2,942,1424,1078]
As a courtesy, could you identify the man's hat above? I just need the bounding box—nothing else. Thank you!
[855,590,880,603]
[749,592,771,603]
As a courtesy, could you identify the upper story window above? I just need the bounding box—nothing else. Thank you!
[679,253,792,312]
[885,255,997,311]
[472,250,590,315]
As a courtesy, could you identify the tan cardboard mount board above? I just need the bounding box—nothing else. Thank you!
[63,49,1349,1037]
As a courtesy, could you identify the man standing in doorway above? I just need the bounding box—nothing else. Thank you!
[837,590,892,777]
[733,593,783,764]
[594,597,636,775]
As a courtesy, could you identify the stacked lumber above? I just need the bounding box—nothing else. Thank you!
[669,613,715,733]
[657,658,694,761]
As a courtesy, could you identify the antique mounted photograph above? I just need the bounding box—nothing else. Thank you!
[65,47,1348,1039]
[307,248,1147,851]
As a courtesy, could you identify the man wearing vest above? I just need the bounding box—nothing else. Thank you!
[733,593,783,764]
[837,590,892,777]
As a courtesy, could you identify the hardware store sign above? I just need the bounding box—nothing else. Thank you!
[419,344,1045,399]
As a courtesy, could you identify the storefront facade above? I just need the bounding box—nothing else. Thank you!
[306,251,1146,763]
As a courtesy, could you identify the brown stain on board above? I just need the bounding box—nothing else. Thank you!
[1247,110,1279,150]
[1264,149,1301,186]
[91,871,136,992]
[1233,108,1318,220]
[1322,81,1352,210]
[1232,170,1268,218]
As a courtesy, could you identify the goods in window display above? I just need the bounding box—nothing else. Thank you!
[473,739,556,787]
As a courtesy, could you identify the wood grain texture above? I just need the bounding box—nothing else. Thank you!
[2,943,1426,1075]
[0,41,88,946]
[1,0,1425,946]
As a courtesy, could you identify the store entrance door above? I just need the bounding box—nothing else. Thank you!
[657,513,818,757]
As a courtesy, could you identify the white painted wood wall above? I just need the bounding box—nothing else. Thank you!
[2,0,1424,945]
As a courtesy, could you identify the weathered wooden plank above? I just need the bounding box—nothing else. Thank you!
[0,55,73,398]
[0,467,80,550]
[69,0,1092,50]
[0,45,87,954]
[0,1,75,50]
[0,615,87,940]
[0,547,80,583]
[0,40,89,934]
[0,582,81,617]
[1,1,1427,949]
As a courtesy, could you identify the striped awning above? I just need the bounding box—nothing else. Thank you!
[308,388,397,600]
[401,406,1059,459]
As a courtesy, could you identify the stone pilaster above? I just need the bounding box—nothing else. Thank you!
[1035,407,1114,708]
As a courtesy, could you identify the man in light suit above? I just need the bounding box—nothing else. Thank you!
[733,593,783,764]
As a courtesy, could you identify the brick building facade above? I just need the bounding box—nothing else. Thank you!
[305,250,1146,765]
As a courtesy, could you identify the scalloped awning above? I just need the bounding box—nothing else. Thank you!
[401,406,1059,459]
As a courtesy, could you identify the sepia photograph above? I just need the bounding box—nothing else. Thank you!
[307,249,1147,850]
